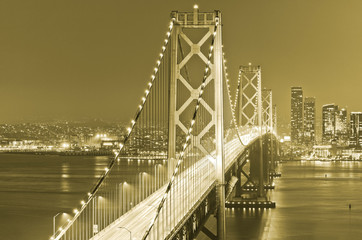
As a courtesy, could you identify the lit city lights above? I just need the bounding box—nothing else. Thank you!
[2,3,362,240]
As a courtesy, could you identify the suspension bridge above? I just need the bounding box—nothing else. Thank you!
[51,6,280,240]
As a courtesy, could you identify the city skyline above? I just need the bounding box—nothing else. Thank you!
[2,3,362,240]
[290,86,361,146]
[1,1,362,123]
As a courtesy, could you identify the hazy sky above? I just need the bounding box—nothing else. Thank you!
[1,0,361,123]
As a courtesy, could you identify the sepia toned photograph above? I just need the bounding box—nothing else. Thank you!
[1,1,362,239]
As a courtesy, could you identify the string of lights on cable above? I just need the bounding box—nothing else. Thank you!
[142,18,220,240]
[50,17,176,240]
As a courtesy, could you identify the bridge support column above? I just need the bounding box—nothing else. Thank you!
[167,24,178,179]
[214,12,226,240]
[257,66,265,198]
[235,150,252,196]
[270,135,274,177]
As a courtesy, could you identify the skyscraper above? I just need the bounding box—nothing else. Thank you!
[335,108,348,145]
[291,87,303,144]
[304,97,315,145]
[322,104,338,144]
[349,112,362,147]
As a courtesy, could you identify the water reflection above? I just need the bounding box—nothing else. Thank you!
[2,154,362,240]
[224,161,362,240]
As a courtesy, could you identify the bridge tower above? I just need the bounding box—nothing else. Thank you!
[235,64,265,197]
[167,6,226,239]
[262,89,273,133]
[272,104,280,173]
[262,89,273,182]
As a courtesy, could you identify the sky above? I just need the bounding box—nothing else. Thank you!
[1,0,362,124]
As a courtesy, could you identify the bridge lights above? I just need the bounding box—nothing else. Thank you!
[53,212,68,236]
[50,17,178,240]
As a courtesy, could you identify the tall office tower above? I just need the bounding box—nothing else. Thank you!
[304,97,316,145]
[335,108,348,145]
[322,104,338,144]
[349,112,362,147]
[291,87,303,144]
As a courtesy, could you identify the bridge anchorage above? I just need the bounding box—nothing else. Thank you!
[50,6,280,240]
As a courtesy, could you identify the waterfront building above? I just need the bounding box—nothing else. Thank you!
[291,87,303,144]
[349,112,362,147]
[322,104,338,144]
[303,97,315,145]
[335,108,348,145]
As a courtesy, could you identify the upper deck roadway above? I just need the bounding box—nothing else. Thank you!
[89,131,259,240]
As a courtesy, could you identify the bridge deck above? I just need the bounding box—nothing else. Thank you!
[91,133,257,240]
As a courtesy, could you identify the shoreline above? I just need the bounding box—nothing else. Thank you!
[281,158,362,162]
[0,150,113,156]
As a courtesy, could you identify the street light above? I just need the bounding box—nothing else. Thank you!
[53,212,67,235]
[118,226,132,240]
[120,182,128,214]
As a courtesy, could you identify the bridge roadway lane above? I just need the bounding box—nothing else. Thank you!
[91,133,257,240]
